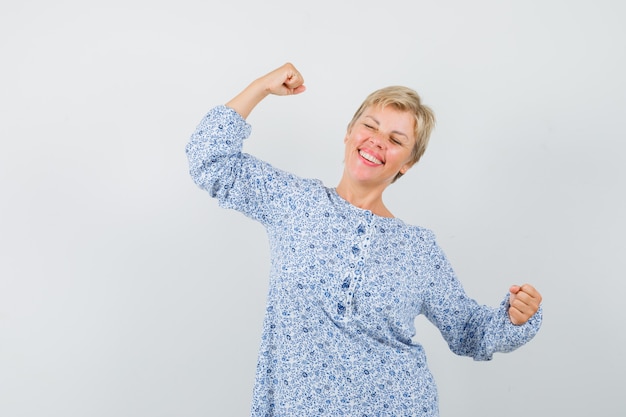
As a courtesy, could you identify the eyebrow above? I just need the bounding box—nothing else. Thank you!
[364,115,410,139]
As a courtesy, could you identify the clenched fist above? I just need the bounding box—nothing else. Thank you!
[508,284,542,325]
[258,62,306,96]
[226,63,306,119]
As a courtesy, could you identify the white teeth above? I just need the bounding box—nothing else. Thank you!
[359,150,383,165]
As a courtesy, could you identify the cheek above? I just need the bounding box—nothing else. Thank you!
[391,147,411,160]
[343,139,356,161]
[344,134,362,149]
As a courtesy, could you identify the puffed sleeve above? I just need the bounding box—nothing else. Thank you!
[185,105,296,226]
[419,232,542,361]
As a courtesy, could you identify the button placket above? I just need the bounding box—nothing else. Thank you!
[343,212,374,318]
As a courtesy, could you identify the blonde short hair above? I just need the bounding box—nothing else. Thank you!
[347,86,435,182]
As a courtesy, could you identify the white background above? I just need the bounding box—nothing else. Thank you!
[1,0,625,416]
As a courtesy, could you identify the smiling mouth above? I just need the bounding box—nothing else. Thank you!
[359,149,383,165]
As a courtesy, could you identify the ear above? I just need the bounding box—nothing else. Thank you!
[399,161,415,175]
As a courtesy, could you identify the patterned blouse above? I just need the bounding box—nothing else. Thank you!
[186,105,542,417]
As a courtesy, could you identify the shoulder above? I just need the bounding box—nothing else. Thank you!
[252,164,328,213]
[258,164,324,193]
[393,221,437,248]
[393,222,450,263]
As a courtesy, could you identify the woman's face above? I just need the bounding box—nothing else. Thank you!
[343,105,416,188]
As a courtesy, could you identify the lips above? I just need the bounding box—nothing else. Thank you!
[358,149,383,165]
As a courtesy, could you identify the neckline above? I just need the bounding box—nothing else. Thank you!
[328,187,403,223]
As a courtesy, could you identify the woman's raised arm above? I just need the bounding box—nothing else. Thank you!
[226,62,306,120]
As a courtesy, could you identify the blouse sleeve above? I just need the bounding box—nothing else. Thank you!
[419,232,543,361]
[185,105,295,226]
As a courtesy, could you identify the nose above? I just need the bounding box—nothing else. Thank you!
[369,132,384,149]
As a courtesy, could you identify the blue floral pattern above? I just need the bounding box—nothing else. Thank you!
[186,106,542,416]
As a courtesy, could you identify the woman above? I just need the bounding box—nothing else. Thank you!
[186,63,542,416]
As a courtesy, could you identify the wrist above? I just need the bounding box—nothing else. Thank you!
[250,77,272,99]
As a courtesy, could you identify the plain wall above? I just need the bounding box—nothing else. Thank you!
[1,0,625,416]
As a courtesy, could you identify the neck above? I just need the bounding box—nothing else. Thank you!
[335,178,394,218]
